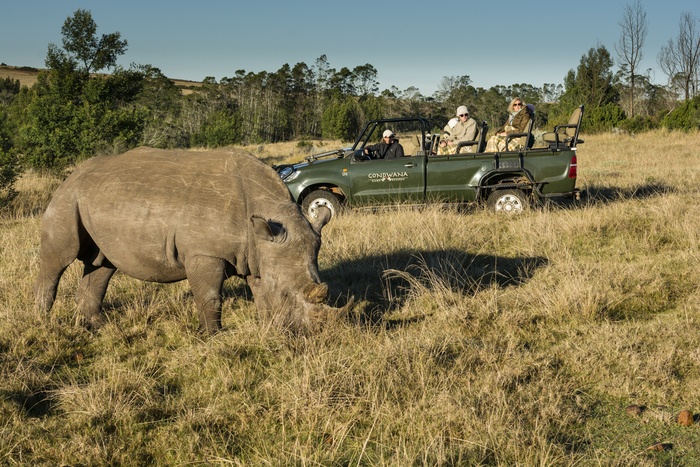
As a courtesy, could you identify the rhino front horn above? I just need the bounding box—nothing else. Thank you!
[303,282,329,304]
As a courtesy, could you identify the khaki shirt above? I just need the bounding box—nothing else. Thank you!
[445,117,478,144]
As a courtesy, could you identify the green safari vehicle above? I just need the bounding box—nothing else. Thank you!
[274,106,583,219]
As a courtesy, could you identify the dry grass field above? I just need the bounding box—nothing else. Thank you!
[2,131,700,465]
[0,65,40,88]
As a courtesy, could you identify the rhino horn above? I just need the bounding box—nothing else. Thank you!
[311,295,356,324]
[337,295,356,318]
[303,282,329,304]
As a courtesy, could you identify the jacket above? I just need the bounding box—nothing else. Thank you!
[497,106,533,135]
[366,140,405,159]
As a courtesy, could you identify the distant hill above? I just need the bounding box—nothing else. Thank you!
[0,65,40,87]
[0,64,202,93]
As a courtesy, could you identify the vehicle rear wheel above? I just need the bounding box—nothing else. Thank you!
[302,190,342,220]
[487,189,528,214]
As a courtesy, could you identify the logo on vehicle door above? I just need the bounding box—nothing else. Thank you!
[368,171,409,182]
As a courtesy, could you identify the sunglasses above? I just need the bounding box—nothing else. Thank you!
[514,103,523,107]
[459,114,468,117]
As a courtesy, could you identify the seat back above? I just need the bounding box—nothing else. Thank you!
[505,115,534,151]
[543,105,584,148]
[565,106,582,139]
[476,121,489,152]
[395,135,420,156]
[454,120,488,154]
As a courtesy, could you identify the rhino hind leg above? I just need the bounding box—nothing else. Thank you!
[34,212,84,314]
[185,256,227,334]
[76,262,117,330]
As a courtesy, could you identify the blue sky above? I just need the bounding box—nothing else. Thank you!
[2,0,698,96]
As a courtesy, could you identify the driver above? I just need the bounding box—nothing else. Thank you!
[363,129,404,159]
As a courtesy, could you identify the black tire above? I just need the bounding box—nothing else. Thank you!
[487,189,528,214]
[302,190,342,220]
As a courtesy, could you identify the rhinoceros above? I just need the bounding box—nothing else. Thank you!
[34,146,353,334]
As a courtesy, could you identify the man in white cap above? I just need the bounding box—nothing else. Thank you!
[363,129,405,159]
[439,105,478,154]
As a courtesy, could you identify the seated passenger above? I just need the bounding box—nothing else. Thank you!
[485,98,533,152]
[438,105,478,154]
[364,129,405,159]
[442,117,459,139]
[436,118,458,155]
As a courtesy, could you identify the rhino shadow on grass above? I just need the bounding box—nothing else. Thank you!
[321,248,549,327]
[100,248,547,330]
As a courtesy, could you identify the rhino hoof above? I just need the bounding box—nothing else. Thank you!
[85,314,106,332]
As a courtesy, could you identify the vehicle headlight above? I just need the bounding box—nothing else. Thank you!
[284,170,300,182]
[277,165,300,182]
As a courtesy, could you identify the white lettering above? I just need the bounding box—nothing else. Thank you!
[367,171,409,181]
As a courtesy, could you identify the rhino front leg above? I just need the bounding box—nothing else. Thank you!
[76,263,116,330]
[186,256,226,334]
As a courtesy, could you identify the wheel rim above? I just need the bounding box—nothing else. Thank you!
[308,198,335,219]
[494,194,523,213]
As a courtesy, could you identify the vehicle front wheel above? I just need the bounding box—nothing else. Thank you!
[302,190,343,220]
[487,189,528,214]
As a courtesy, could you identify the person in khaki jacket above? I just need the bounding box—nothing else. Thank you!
[485,97,533,152]
[439,105,478,154]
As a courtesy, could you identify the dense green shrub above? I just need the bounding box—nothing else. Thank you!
[190,110,241,147]
[662,96,700,131]
[616,114,658,133]
[16,70,152,170]
[583,103,625,133]
[0,148,18,206]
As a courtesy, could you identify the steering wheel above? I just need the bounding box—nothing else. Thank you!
[362,148,379,160]
[354,150,372,161]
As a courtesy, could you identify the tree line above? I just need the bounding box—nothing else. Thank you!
[1,7,699,204]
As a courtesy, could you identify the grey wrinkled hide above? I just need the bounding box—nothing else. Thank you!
[34,147,353,334]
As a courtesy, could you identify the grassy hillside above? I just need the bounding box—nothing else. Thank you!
[0,64,202,93]
[1,132,700,465]
[0,65,40,88]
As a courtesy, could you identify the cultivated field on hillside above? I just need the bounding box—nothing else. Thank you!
[0,65,40,88]
[1,132,700,465]
[0,64,202,93]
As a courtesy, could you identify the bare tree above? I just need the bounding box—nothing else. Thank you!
[616,0,647,117]
[658,12,700,100]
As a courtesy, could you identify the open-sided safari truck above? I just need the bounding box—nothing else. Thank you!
[274,106,584,218]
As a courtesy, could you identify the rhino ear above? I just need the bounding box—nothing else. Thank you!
[310,206,332,235]
[251,216,287,243]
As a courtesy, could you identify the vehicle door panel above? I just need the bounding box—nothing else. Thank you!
[348,156,426,205]
[424,154,484,202]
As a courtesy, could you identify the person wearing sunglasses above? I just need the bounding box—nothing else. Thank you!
[485,97,533,152]
[438,105,478,154]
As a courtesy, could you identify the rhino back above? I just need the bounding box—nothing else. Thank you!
[53,147,298,281]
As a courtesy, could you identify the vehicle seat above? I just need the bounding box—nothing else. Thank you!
[476,121,489,152]
[455,121,488,153]
[505,114,534,151]
[543,105,585,149]
[395,135,420,156]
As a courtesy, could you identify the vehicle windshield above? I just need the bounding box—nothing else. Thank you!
[353,118,429,151]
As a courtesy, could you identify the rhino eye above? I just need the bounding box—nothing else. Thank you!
[268,222,287,242]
